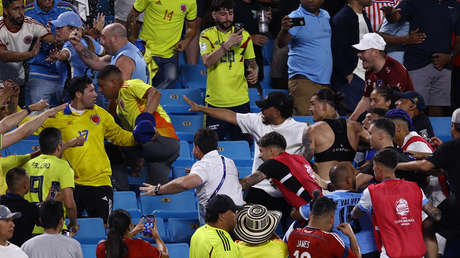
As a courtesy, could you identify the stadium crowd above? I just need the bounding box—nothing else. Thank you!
[0,0,460,257]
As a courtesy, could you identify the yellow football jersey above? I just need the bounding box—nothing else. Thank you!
[0,152,31,195]
[39,105,137,187]
[200,26,255,107]
[134,0,197,58]
[22,154,75,233]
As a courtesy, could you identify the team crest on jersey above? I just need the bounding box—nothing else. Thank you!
[119,99,125,110]
[180,4,187,13]
[395,198,409,216]
[24,35,33,45]
[90,114,100,125]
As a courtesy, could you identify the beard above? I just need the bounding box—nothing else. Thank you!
[8,15,24,26]
[216,20,232,31]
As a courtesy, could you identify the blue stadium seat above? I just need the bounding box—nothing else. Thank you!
[260,65,272,89]
[262,39,274,65]
[127,168,147,187]
[81,244,97,258]
[172,141,194,167]
[166,243,190,258]
[113,191,142,219]
[172,166,188,179]
[217,141,252,166]
[153,211,199,243]
[249,88,261,113]
[429,117,452,142]
[3,139,39,156]
[178,52,187,66]
[179,65,207,88]
[170,115,203,142]
[74,218,106,245]
[140,191,197,215]
[159,88,204,114]
[293,116,314,125]
[262,89,289,98]
[238,166,252,178]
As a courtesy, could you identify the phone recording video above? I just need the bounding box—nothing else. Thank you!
[50,181,60,200]
[291,17,305,27]
[143,215,155,237]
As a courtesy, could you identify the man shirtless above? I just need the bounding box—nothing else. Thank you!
[302,89,367,180]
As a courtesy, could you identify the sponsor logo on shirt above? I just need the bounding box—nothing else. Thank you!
[395,198,409,216]
[90,114,100,125]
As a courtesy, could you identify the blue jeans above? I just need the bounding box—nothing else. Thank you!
[26,78,63,106]
[152,55,178,89]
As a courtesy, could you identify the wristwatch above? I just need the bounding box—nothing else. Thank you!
[154,184,161,195]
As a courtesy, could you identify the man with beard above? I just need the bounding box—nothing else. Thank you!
[350,33,414,121]
[184,91,307,229]
[38,76,138,224]
[0,0,55,93]
[198,0,258,141]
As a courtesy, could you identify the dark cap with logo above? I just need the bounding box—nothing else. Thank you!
[255,91,293,118]
[206,194,242,215]
[395,91,426,111]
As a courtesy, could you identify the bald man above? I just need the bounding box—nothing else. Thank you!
[69,23,149,83]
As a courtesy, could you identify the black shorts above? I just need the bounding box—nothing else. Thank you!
[435,197,460,239]
[74,185,113,224]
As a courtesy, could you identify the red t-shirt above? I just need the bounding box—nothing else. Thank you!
[96,238,160,258]
[287,227,357,258]
[363,56,414,97]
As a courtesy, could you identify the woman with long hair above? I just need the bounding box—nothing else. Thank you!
[96,209,169,258]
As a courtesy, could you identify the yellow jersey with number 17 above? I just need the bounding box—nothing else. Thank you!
[200,26,255,108]
[38,105,137,187]
[134,0,197,58]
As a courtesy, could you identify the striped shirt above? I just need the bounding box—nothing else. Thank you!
[364,0,400,32]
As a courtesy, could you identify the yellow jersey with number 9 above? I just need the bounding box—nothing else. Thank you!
[134,0,197,58]
[200,26,255,107]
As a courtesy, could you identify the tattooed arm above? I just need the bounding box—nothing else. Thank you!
[302,126,315,162]
[127,8,142,43]
[69,29,110,70]
[423,200,442,222]
[245,58,258,84]
[239,171,267,190]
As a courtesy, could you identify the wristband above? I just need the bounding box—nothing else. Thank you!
[24,105,32,114]
[154,184,161,195]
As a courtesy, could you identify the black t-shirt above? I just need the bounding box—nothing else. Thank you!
[426,138,460,193]
[0,193,40,246]
[258,159,312,203]
[413,113,434,139]
[360,146,426,185]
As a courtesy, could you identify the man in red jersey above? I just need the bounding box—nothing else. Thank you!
[287,196,361,258]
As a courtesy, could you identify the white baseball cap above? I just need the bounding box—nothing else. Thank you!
[352,33,386,51]
[452,108,460,124]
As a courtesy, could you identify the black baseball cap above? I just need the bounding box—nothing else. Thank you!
[395,91,426,111]
[256,92,293,117]
[206,194,243,215]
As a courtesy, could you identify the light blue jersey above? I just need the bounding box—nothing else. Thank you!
[300,190,377,254]
[111,42,149,83]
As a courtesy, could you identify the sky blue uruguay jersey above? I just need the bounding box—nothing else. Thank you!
[300,190,377,254]
[111,42,149,84]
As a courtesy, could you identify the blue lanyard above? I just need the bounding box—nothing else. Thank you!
[209,156,227,201]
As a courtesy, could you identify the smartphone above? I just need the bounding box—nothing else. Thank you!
[234,23,244,33]
[143,215,155,237]
[291,17,305,27]
[50,181,60,200]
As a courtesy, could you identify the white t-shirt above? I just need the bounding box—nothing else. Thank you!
[353,13,369,81]
[191,150,245,208]
[0,16,48,82]
[0,242,28,258]
[236,113,308,197]
[21,233,83,258]
[402,131,433,153]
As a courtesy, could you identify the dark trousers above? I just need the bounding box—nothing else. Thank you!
[206,102,250,141]
[451,66,460,110]
[333,75,364,114]
[75,185,113,224]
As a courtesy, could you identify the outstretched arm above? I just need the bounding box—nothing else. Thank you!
[183,96,237,125]
[69,29,111,70]
[239,171,267,190]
